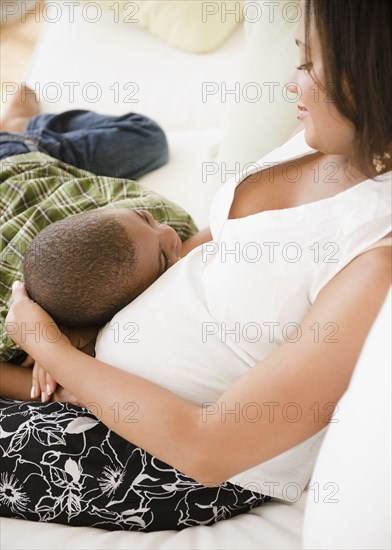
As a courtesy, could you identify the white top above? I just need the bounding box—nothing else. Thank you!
[96,131,392,501]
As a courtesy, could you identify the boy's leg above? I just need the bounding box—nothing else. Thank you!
[0,84,41,159]
[26,109,169,180]
[1,84,169,179]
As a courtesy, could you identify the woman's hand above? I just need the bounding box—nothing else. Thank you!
[6,282,66,401]
[23,356,82,404]
[20,355,58,401]
[6,282,100,402]
[31,362,58,402]
[5,281,65,358]
[52,385,82,406]
[6,282,75,402]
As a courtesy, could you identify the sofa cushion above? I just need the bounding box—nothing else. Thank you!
[27,3,245,132]
[140,129,224,228]
[136,0,242,53]
[303,287,392,549]
[81,0,242,53]
[217,0,301,168]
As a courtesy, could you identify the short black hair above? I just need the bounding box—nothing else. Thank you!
[24,209,140,327]
[304,0,392,177]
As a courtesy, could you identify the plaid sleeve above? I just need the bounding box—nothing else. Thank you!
[0,152,198,363]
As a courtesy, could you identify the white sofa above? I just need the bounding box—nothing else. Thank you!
[1,2,391,548]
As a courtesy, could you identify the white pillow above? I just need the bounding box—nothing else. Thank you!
[217,0,301,169]
[303,287,392,549]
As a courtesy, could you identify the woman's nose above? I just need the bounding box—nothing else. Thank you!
[285,77,299,95]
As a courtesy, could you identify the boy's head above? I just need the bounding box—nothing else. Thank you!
[23,208,182,327]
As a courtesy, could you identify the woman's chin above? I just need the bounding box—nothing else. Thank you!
[302,124,319,151]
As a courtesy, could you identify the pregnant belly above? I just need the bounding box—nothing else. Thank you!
[95,248,251,405]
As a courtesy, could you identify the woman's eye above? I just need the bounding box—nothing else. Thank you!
[296,63,311,71]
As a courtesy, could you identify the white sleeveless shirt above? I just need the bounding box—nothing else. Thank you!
[96,131,392,501]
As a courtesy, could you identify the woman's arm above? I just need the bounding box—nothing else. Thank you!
[6,247,391,485]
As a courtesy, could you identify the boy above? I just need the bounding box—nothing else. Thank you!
[21,204,205,403]
[0,85,210,401]
[24,205,192,329]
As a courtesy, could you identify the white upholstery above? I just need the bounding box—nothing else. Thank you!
[2,1,391,548]
[217,0,300,168]
[1,4,307,548]
[25,1,245,132]
[303,287,392,550]
[1,496,306,550]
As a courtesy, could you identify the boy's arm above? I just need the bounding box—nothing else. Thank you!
[181,228,212,257]
[0,325,99,402]
[0,361,33,400]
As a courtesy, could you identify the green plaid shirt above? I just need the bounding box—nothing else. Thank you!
[0,152,198,363]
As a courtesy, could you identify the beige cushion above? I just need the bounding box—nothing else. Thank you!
[138,0,242,53]
[89,0,242,53]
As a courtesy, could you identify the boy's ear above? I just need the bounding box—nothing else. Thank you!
[60,325,99,354]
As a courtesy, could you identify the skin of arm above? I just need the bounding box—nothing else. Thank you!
[5,247,391,486]
[0,361,33,400]
[181,227,212,257]
[0,326,99,402]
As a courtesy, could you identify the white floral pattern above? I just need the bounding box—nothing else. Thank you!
[0,473,29,513]
[0,398,269,531]
[98,465,125,497]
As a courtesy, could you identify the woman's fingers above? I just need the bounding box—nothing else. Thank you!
[45,370,57,397]
[37,365,48,401]
[10,280,29,301]
[5,281,63,355]
[31,363,54,402]
[6,282,39,346]
[30,363,40,400]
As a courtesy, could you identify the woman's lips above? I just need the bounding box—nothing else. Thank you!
[297,104,309,120]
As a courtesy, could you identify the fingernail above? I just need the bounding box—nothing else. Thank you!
[46,384,52,395]
[41,391,46,402]
[30,386,36,399]
[12,281,22,289]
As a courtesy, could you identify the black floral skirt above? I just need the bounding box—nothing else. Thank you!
[0,398,270,531]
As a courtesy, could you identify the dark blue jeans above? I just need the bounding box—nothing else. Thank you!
[0,110,169,179]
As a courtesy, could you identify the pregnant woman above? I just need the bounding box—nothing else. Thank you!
[1,0,391,532]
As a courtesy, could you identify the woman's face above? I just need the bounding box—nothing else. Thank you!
[287,12,356,157]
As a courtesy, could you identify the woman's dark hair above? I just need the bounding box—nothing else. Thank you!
[304,0,391,178]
